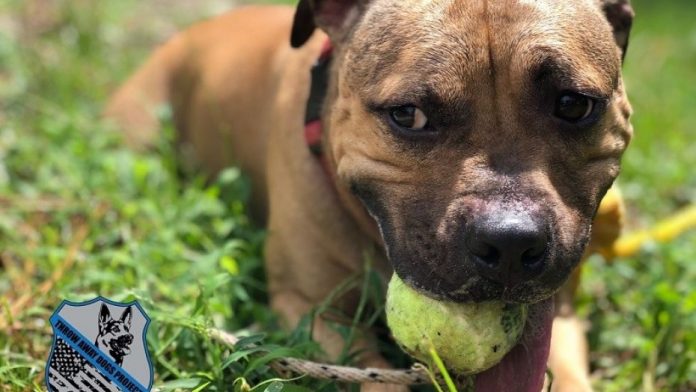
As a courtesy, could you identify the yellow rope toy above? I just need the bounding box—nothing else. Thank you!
[590,186,696,260]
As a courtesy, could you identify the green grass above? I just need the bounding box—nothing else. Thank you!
[0,0,694,391]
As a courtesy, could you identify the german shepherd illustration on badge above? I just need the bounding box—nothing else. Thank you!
[95,304,135,367]
[46,297,153,392]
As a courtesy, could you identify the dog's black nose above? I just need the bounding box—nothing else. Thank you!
[121,334,133,345]
[467,210,548,286]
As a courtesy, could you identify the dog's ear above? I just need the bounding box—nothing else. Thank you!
[290,0,316,48]
[120,306,133,330]
[599,0,634,61]
[98,304,112,330]
[290,0,368,48]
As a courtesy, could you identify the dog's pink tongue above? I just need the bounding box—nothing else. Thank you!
[474,299,554,392]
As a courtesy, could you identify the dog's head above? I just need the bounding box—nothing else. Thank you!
[96,304,134,360]
[293,0,633,304]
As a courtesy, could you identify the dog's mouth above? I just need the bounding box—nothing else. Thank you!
[390,273,554,391]
[110,334,133,355]
[472,297,553,392]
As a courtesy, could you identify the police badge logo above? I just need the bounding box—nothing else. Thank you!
[45,297,154,392]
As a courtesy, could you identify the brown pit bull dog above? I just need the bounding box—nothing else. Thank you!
[105,0,634,391]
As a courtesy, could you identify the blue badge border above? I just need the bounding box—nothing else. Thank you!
[45,296,154,391]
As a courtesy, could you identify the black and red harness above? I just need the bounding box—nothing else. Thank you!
[303,40,333,175]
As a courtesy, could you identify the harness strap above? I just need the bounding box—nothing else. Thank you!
[304,40,333,158]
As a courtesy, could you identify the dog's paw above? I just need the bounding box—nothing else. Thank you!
[360,382,410,392]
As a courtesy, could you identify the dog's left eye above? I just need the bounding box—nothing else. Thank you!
[554,92,595,123]
[389,105,429,131]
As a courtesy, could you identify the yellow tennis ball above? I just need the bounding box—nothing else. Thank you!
[386,273,527,374]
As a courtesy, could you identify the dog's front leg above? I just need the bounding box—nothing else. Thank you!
[547,271,593,392]
[269,290,408,392]
[266,232,408,392]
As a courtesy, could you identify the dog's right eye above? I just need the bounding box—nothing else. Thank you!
[389,106,429,131]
